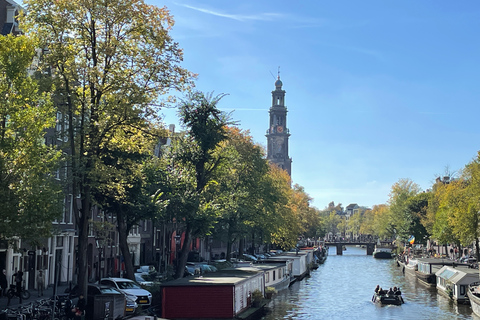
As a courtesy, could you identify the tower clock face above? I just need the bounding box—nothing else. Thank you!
[277,126,283,133]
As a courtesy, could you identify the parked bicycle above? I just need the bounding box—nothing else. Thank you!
[7,283,31,300]
[2,295,74,320]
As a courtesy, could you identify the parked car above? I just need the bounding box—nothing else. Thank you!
[134,273,154,286]
[136,265,156,274]
[460,256,477,264]
[100,278,152,306]
[186,263,218,274]
[242,254,258,262]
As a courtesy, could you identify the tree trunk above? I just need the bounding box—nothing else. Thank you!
[117,213,134,280]
[476,237,480,262]
[175,225,192,279]
[226,239,232,262]
[77,186,91,298]
[239,238,245,257]
[226,224,233,262]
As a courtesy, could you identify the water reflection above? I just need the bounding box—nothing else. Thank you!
[262,245,474,320]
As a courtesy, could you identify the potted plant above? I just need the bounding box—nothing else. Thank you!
[251,289,263,307]
[265,286,277,299]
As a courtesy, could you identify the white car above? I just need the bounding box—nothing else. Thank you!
[134,273,154,286]
[100,277,152,306]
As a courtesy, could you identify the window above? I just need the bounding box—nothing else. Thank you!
[62,197,66,223]
[273,271,276,281]
[56,112,62,140]
[56,236,63,247]
[68,194,73,224]
[265,273,269,283]
[64,115,69,142]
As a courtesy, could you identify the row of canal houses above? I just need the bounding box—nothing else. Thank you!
[399,255,480,316]
[159,247,325,319]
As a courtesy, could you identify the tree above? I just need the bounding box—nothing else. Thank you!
[291,185,321,239]
[324,211,342,238]
[161,92,231,278]
[446,154,480,259]
[388,178,421,241]
[265,164,299,250]
[347,212,363,238]
[369,204,390,238]
[0,34,62,244]
[359,209,375,235]
[92,125,162,280]
[212,127,269,261]
[430,178,458,249]
[404,192,431,245]
[24,0,193,294]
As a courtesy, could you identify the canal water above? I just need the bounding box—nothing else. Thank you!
[262,245,477,320]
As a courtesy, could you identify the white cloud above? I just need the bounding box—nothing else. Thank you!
[179,4,284,22]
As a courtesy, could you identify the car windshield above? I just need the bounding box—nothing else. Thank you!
[100,287,122,294]
[116,281,140,289]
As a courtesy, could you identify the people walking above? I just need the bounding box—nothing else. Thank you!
[13,269,23,303]
[0,269,7,297]
[36,270,44,297]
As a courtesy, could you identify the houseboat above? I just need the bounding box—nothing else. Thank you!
[373,246,393,259]
[415,258,458,287]
[397,256,419,275]
[435,265,479,304]
[266,251,309,283]
[160,269,264,319]
[229,263,290,292]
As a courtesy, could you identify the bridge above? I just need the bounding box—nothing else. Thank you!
[324,240,395,255]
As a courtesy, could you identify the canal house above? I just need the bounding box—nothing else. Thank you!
[435,265,479,304]
[160,269,264,319]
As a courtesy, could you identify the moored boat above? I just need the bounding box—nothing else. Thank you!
[373,246,393,259]
[435,265,478,304]
[467,282,480,316]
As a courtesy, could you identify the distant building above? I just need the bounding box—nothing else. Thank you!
[266,75,292,176]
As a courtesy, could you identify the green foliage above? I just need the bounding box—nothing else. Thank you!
[0,34,63,244]
[23,0,194,290]
[387,178,421,241]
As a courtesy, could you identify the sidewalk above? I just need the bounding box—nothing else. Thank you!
[0,283,70,310]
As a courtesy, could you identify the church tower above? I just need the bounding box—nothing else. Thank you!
[266,75,292,176]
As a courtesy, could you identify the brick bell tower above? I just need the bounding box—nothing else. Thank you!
[266,74,292,176]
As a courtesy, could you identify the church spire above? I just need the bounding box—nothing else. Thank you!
[266,74,292,176]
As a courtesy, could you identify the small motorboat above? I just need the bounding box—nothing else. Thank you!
[373,294,403,306]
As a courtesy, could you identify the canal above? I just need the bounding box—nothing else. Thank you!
[262,245,476,320]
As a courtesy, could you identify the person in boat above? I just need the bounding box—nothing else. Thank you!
[387,287,394,296]
[394,287,404,303]
[372,285,380,301]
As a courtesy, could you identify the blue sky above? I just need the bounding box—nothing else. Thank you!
[150,0,480,210]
